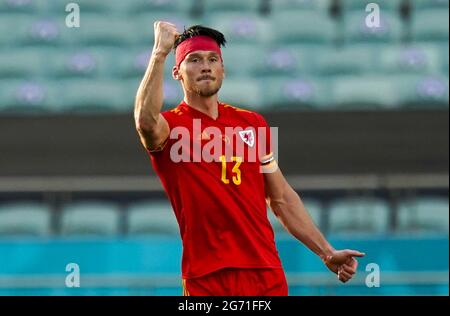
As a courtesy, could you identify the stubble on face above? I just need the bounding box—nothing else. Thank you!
[180,52,224,97]
[194,76,222,97]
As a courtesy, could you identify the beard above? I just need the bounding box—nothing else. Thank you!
[196,86,220,97]
[193,80,222,97]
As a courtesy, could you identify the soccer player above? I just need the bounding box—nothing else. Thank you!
[134,22,365,296]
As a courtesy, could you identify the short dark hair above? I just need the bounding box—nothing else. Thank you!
[174,25,227,51]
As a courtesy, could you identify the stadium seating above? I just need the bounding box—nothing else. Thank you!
[0,0,46,13]
[0,1,448,297]
[441,43,449,74]
[0,49,44,79]
[331,75,399,109]
[394,74,449,108]
[0,202,51,236]
[269,11,336,44]
[218,78,263,109]
[0,80,59,113]
[269,0,331,13]
[202,0,262,14]
[127,200,179,236]
[340,0,403,12]
[121,0,194,15]
[0,0,447,113]
[220,44,263,77]
[54,79,133,113]
[113,47,176,79]
[51,0,194,16]
[411,9,450,42]
[161,79,184,108]
[60,14,138,47]
[341,11,404,43]
[328,197,391,234]
[397,196,449,234]
[260,76,330,109]
[409,0,449,10]
[44,48,113,79]
[377,44,443,75]
[123,78,182,110]
[205,13,271,44]
[135,13,196,48]
[60,201,121,236]
[255,44,316,77]
[302,198,324,227]
[314,45,375,76]
[2,195,447,238]
[48,0,119,14]
[221,43,317,78]
[0,14,62,47]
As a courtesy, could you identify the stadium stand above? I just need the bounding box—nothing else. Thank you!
[60,201,121,236]
[328,196,391,234]
[0,0,448,113]
[397,196,449,234]
[340,0,403,12]
[341,11,404,44]
[269,0,331,13]
[127,200,179,236]
[202,0,262,14]
[0,0,447,297]
[0,202,51,236]
[411,9,449,42]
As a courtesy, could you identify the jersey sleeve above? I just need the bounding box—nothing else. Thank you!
[254,113,278,173]
[145,111,174,155]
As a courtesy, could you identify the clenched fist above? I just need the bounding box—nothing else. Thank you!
[153,21,180,57]
[322,249,365,283]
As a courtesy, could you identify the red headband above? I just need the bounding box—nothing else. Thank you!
[175,35,222,68]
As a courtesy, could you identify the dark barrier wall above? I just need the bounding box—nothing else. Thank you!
[0,110,448,176]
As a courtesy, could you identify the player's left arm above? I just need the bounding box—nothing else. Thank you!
[263,166,365,283]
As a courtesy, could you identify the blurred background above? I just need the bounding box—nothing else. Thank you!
[0,0,448,295]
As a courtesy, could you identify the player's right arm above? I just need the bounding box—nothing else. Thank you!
[134,21,179,150]
[264,168,365,283]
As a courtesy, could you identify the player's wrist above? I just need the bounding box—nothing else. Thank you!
[151,49,170,61]
[319,246,335,263]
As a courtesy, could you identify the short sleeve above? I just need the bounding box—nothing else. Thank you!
[146,111,173,155]
[254,112,275,167]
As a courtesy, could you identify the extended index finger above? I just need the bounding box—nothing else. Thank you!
[345,250,365,258]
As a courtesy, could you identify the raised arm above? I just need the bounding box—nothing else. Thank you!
[264,167,365,283]
[134,21,179,150]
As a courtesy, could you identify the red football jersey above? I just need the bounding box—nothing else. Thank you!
[147,100,282,279]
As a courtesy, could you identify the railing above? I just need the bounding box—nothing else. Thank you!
[0,173,448,193]
[0,271,448,295]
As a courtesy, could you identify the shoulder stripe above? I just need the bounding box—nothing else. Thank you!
[170,107,184,116]
[222,103,252,113]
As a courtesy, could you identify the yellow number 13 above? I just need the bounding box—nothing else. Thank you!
[219,155,242,185]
